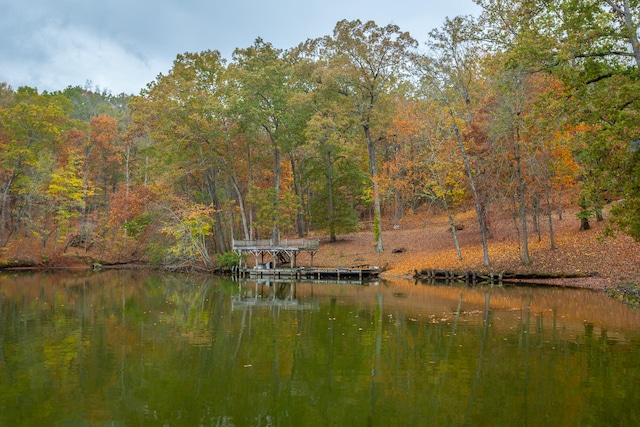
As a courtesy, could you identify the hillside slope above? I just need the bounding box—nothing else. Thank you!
[309,206,640,290]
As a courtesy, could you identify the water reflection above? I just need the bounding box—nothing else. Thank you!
[231,280,320,312]
[1,271,639,426]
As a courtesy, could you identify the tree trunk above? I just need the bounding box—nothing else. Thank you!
[289,152,306,238]
[122,145,131,256]
[272,144,281,244]
[1,187,9,248]
[247,143,254,239]
[229,172,250,240]
[532,193,541,241]
[326,152,337,243]
[441,196,463,261]
[580,217,591,230]
[80,139,95,251]
[579,197,591,231]
[364,125,384,252]
[514,127,531,265]
[545,186,556,250]
[452,120,490,266]
[0,170,17,248]
[393,189,402,228]
[205,168,227,253]
[608,0,640,69]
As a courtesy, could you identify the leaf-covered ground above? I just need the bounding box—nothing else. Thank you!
[309,206,640,291]
[3,205,638,292]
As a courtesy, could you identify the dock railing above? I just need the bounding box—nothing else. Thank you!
[232,238,319,251]
[232,239,274,249]
[279,238,319,251]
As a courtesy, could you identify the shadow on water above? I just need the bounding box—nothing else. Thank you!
[1,271,640,426]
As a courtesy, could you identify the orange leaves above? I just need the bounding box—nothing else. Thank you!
[389,97,425,139]
[89,115,121,165]
[310,204,640,283]
[107,184,156,228]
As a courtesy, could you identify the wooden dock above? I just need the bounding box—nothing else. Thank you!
[234,266,379,281]
[232,238,320,268]
[232,238,379,282]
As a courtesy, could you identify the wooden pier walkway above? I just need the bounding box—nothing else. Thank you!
[234,266,379,281]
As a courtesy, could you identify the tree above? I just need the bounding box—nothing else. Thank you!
[415,98,468,260]
[517,74,579,250]
[476,0,640,239]
[377,93,421,229]
[288,42,368,242]
[0,83,14,107]
[159,198,217,269]
[303,108,367,242]
[477,61,533,265]
[45,152,86,251]
[319,20,418,252]
[0,88,72,247]
[230,39,299,242]
[107,183,155,257]
[611,140,640,238]
[80,115,120,230]
[419,16,492,266]
[131,50,230,253]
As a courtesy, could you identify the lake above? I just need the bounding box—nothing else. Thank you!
[1,270,639,426]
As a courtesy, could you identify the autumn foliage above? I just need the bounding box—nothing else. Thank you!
[0,8,639,281]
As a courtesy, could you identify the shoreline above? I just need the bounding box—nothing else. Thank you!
[0,259,628,292]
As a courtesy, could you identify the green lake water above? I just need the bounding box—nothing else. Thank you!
[1,271,640,426]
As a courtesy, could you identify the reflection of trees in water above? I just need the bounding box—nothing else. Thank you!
[2,273,640,425]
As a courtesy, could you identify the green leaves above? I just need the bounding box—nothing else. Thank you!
[247,185,300,237]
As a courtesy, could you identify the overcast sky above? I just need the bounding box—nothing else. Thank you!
[1,0,480,95]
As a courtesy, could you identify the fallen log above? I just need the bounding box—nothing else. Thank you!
[413,269,594,285]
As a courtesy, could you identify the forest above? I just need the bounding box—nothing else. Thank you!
[1,0,639,272]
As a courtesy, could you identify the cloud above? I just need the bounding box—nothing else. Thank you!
[2,22,161,94]
[1,0,178,94]
[1,0,480,94]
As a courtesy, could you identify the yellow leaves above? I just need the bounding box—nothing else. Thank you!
[46,152,86,223]
[159,198,218,264]
[49,154,82,190]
